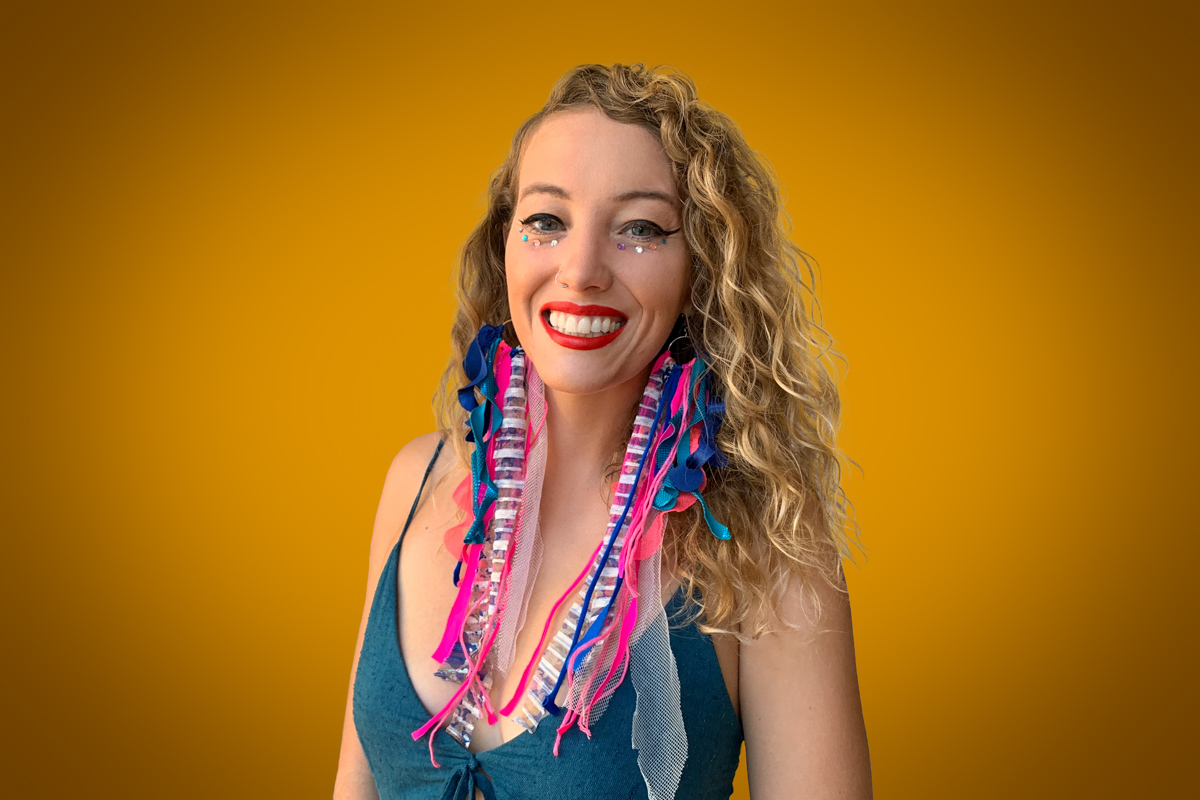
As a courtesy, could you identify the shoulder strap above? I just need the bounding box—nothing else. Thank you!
[398,438,444,548]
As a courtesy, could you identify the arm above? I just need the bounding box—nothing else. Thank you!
[332,432,444,800]
[739,563,872,799]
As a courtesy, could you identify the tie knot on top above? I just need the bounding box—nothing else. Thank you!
[439,751,495,800]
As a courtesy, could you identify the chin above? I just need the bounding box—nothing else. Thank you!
[527,357,624,396]
[524,348,651,399]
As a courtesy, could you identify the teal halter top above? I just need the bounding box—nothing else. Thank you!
[352,442,743,799]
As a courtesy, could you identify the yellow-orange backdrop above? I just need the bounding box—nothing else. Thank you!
[2,1,1196,797]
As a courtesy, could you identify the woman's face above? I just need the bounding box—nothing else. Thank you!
[505,108,691,398]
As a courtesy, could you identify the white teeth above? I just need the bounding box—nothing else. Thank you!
[545,311,625,338]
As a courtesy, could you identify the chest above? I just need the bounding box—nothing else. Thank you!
[396,474,636,751]
[391,459,741,754]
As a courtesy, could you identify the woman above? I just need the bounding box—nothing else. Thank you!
[334,63,871,800]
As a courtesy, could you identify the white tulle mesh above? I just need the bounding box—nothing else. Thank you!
[563,594,632,730]
[558,519,686,799]
[493,363,546,674]
[629,544,687,800]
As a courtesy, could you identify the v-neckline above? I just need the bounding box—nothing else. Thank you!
[386,534,550,759]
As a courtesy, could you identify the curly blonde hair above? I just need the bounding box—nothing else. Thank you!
[435,63,858,639]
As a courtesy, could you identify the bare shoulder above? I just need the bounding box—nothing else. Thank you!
[739,557,872,798]
[366,432,449,573]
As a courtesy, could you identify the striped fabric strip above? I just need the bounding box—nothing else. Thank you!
[510,360,672,733]
[433,350,528,747]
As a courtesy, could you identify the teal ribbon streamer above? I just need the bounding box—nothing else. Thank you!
[458,326,507,550]
[649,355,732,539]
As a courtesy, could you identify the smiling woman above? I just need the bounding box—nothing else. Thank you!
[508,109,692,394]
[333,63,871,800]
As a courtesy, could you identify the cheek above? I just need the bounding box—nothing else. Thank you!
[503,242,529,299]
[505,239,562,305]
[503,245,542,335]
[633,255,691,316]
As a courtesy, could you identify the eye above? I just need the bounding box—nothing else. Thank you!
[519,213,565,234]
[620,220,669,241]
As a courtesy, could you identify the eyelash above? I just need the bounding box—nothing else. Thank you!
[517,214,679,243]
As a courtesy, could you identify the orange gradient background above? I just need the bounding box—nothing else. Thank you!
[2,1,1196,798]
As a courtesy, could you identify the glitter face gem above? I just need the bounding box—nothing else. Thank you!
[526,227,673,253]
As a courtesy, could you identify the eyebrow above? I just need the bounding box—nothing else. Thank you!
[517,183,678,206]
[519,183,571,201]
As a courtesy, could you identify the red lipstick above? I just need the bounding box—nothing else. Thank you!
[539,301,629,351]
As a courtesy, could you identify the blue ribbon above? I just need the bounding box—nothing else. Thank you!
[457,324,503,422]
[646,358,732,540]
[544,365,677,713]
[454,326,508,577]
[567,365,684,675]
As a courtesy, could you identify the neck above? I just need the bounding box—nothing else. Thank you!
[542,364,654,490]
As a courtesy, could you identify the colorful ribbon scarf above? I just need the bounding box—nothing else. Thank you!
[413,324,729,800]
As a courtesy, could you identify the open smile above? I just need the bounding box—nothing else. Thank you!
[540,302,629,350]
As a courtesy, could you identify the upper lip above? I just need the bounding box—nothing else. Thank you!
[540,301,628,321]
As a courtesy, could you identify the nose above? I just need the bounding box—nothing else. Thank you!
[553,221,613,293]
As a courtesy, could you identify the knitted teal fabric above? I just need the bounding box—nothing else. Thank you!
[352,446,743,800]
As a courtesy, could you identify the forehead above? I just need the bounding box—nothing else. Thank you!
[517,108,678,200]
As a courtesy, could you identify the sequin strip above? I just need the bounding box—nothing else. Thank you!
[509,361,670,733]
[433,350,527,746]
